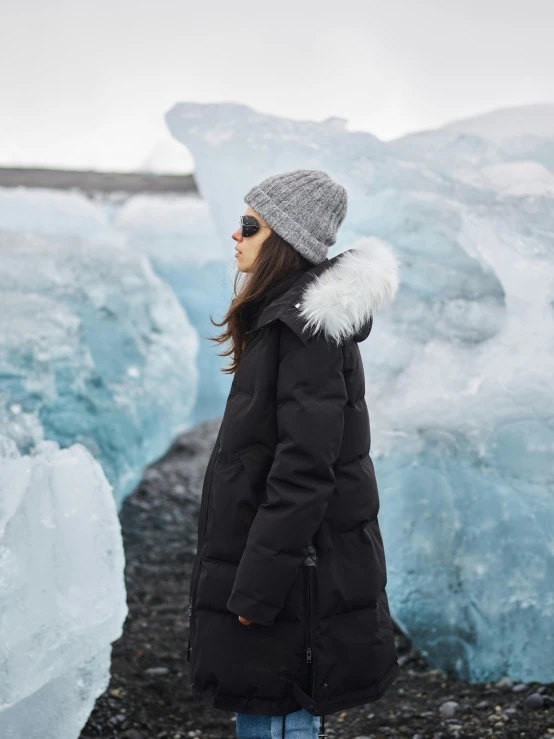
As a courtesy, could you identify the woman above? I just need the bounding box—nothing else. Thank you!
[187,169,401,739]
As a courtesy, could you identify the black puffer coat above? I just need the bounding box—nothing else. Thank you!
[187,236,401,720]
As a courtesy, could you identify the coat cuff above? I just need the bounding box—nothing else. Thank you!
[226,591,277,626]
[226,555,299,626]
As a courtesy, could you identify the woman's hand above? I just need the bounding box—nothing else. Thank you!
[238,615,254,625]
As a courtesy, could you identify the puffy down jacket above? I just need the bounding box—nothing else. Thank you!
[187,236,401,722]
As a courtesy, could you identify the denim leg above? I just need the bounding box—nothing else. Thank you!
[235,712,272,739]
[270,708,320,739]
[236,709,319,739]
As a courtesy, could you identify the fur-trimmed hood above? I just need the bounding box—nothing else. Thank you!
[296,236,401,345]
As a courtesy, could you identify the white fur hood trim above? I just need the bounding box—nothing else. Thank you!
[297,236,401,345]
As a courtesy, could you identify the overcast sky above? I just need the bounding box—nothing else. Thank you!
[1,0,552,173]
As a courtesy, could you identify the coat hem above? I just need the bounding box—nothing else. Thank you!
[190,660,401,717]
[293,661,400,716]
[191,684,302,716]
[298,659,401,715]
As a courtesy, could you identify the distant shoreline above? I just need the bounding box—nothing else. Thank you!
[0,166,198,195]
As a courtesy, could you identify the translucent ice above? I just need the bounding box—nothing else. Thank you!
[164,101,554,683]
[0,218,199,507]
[0,437,128,738]
[114,192,235,423]
[0,185,234,434]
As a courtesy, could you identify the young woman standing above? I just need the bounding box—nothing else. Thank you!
[187,169,401,739]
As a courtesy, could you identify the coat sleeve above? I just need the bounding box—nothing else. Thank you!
[226,322,347,626]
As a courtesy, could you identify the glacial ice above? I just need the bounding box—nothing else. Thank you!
[0,186,235,439]
[115,192,236,423]
[0,437,128,738]
[164,101,554,683]
[0,206,199,507]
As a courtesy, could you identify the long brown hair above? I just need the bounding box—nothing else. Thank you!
[208,231,312,374]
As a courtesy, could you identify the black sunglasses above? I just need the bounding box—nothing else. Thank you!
[239,215,272,237]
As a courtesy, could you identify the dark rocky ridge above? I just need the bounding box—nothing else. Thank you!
[79,418,554,739]
[0,166,198,195]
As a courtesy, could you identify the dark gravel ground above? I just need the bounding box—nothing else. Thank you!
[80,418,554,739]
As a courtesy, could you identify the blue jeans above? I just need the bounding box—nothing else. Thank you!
[236,707,320,739]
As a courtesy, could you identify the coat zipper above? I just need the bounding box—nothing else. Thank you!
[304,565,316,699]
[187,435,222,666]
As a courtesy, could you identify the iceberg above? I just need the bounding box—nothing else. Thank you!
[164,101,554,683]
[0,217,199,508]
[0,184,235,434]
[0,437,128,738]
[114,192,235,423]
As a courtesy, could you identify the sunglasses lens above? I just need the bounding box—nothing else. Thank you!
[240,215,261,237]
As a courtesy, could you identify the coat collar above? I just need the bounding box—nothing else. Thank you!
[241,267,310,332]
[247,236,400,346]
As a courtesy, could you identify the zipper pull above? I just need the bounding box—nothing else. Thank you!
[188,603,192,619]
[306,647,312,664]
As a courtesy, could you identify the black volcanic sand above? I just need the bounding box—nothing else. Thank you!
[80,418,554,739]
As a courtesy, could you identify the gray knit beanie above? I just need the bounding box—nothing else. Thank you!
[243,169,348,264]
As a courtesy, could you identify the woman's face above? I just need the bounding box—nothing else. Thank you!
[232,206,272,272]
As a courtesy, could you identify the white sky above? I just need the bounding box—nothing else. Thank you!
[0,0,552,173]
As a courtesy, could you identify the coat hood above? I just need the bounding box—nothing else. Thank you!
[248,236,401,346]
[295,236,401,345]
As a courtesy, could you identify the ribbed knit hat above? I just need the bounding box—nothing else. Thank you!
[243,169,348,264]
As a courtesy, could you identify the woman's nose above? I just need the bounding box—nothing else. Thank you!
[232,229,242,242]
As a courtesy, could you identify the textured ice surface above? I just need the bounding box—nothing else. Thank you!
[114,192,234,423]
[0,216,199,507]
[0,437,128,738]
[165,101,554,683]
[0,186,234,433]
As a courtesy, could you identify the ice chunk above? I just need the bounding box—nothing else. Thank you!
[0,185,234,429]
[0,438,128,738]
[0,226,199,507]
[114,192,235,423]
[0,186,121,244]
